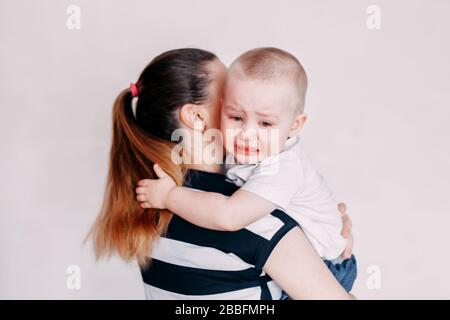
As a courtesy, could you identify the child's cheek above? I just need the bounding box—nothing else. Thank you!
[263,139,280,158]
[222,118,237,134]
[221,124,235,154]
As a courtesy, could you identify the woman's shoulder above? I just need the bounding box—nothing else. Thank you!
[182,169,298,231]
[170,169,299,268]
[183,169,238,195]
[144,169,300,299]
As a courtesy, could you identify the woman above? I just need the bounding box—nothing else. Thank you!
[89,48,354,299]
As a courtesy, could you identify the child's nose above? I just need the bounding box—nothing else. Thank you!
[241,127,258,141]
[242,120,258,132]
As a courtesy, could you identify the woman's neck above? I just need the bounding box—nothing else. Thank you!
[183,144,225,174]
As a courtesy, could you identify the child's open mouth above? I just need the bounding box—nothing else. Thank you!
[234,143,260,155]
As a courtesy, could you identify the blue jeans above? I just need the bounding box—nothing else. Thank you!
[280,254,357,299]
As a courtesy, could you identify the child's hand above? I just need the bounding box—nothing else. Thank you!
[135,164,176,209]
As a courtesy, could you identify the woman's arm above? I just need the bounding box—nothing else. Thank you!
[264,226,354,300]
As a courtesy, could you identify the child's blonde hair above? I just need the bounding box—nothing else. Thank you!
[229,47,308,113]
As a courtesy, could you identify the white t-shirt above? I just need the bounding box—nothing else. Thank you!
[225,134,347,260]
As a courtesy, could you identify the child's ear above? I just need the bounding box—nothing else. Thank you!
[289,112,308,137]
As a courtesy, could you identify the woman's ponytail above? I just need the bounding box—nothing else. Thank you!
[87,48,217,268]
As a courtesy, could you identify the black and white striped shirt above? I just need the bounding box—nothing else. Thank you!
[140,169,298,299]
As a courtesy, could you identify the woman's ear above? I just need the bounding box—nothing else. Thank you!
[179,103,205,132]
[289,112,308,137]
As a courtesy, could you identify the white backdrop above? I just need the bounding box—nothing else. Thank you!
[1,0,450,299]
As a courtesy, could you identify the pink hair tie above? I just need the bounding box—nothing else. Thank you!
[130,82,139,97]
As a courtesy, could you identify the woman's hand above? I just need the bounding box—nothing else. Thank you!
[135,164,176,209]
[338,202,354,259]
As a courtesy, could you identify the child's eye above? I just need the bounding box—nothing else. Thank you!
[230,116,243,122]
[260,121,273,127]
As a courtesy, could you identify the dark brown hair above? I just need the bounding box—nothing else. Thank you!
[87,48,217,268]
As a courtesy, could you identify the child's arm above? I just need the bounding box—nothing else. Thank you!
[167,187,276,231]
[136,164,276,231]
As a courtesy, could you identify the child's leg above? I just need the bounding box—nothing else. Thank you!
[323,254,357,292]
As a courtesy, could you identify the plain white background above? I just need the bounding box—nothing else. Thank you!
[1,0,450,299]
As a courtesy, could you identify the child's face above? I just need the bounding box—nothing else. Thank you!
[221,74,304,164]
